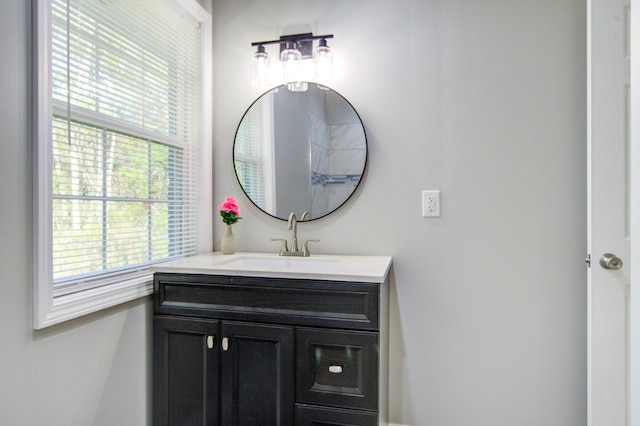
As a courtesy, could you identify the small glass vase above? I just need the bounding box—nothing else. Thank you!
[221,224,236,255]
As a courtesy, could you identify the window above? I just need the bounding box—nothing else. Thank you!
[34,0,212,329]
[234,93,274,212]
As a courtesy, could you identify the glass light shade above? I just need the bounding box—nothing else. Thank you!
[313,42,332,83]
[280,46,302,85]
[251,46,270,88]
[286,81,309,92]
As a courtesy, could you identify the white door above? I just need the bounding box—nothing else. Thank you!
[588,0,632,424]
[631,2,640,424]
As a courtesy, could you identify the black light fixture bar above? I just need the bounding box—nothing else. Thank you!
[251,33,334,59]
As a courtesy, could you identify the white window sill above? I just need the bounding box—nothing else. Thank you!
[34,274,153,329]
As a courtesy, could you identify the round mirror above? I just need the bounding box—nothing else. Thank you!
[233,83,367,221]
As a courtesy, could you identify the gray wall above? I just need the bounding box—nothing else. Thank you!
[213,0,587,425]
[0,0,586,424]
[0,1,151,424]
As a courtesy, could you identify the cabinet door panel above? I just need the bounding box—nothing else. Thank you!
[154,316,220,426]
[220,322,294,425]
[297,328,378,411]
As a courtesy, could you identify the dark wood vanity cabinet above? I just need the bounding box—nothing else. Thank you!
[153,272,388,425]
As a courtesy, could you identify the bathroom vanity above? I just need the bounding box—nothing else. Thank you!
[151,252,391,425]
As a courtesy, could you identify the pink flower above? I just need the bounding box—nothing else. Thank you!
[219,197,242,225]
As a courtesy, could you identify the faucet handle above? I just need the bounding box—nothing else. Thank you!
[301,239,320,257]
[270,238,289,255]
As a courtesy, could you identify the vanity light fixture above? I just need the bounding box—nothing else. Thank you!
[250,33,334,90]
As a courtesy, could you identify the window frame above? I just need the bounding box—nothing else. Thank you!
[33,0,212,329]
[234,92,275,213]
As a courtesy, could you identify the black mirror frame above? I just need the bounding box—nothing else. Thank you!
[233,83,368,221]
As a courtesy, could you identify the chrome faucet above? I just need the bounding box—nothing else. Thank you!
[270,212,319,257]
[288,212,299,252]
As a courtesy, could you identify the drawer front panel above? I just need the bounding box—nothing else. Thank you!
[296,404,378,426]
[154,274,379,330]
[297,328,378,411]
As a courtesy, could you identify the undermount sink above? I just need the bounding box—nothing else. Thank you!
[151,252,392,283]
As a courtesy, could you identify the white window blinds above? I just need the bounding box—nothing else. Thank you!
[41,0,208,299]
[234,94,274,213]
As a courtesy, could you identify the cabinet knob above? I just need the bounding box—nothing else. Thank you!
[328,365,343,374]
[222,337,229,351]
[207,335,214,349]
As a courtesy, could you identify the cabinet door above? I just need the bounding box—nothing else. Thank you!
[154,315,220,426]
[220,321,294,425]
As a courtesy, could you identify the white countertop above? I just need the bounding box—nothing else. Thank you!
[150,252,392,283]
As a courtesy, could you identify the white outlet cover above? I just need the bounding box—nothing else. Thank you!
[422,190,440,217]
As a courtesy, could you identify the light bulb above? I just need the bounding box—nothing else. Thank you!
[281,43,303,86]
[286,81,309,92]
[313,39,332,84]
[251,45,270,88]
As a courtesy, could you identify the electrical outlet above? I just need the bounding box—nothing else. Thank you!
[422,190,440,217]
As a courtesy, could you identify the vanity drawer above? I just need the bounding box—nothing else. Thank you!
[297,327,378,411]
[296,404,378,426]
[154,273,379,330]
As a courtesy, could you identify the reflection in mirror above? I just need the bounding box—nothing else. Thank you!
[234,83,367,221]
